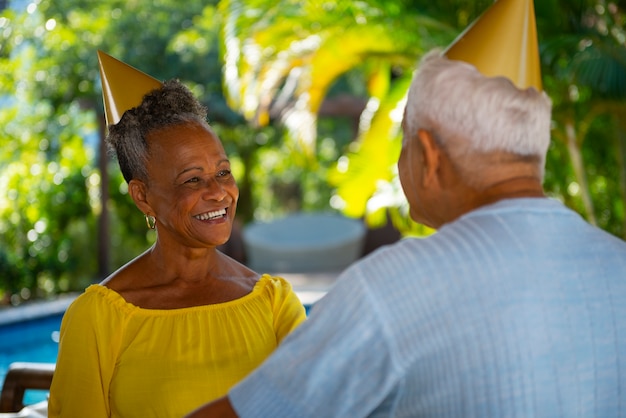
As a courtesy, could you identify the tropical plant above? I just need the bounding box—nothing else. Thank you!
[218,0,456,233]
[0,0,240,303]
[540,0,626,237]
[218,0,626,238]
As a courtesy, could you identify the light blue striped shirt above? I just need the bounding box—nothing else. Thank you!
[229,198,626,417]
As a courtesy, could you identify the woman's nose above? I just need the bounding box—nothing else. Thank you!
[204,178,227,201]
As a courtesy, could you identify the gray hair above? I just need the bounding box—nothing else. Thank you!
[404,49,552,179]
[106,79,209,183]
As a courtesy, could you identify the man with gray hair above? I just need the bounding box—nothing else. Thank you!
[187,0,626,416]
[399,49,552,228]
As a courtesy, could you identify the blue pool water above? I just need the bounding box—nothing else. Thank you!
[0,296,73,406]
[0,312,63,405]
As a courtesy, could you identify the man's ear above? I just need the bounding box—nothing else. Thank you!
[128,179,153,214]
[416,129,442,188]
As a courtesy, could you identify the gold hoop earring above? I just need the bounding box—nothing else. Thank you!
[145,214,156,230]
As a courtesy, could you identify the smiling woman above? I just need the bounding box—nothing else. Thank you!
[130,120,240,254]
[45,52,307,418]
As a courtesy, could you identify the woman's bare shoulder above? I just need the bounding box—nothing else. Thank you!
[99,251,150,293]
[217,250,259,289]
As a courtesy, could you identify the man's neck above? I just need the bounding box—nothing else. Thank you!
[473,175,545,208]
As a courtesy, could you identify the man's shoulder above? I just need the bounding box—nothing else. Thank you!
[341,236,445,284]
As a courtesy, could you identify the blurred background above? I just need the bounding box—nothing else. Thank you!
[1,0,625,306]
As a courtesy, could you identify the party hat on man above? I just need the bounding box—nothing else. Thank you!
[97,50,163,126]
[443,0,542,91]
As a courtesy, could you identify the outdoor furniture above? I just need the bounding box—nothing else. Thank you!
[243,212,366,273]
[0,362,54,413]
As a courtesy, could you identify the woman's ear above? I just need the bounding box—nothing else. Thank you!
[416,129,442,188]
[128,179,152,214]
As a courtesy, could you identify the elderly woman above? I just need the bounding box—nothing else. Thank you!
[48,75,306,417]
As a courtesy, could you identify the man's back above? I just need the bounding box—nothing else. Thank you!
[362,197,626,416]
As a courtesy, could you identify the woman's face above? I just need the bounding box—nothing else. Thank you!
[141,121,239,248]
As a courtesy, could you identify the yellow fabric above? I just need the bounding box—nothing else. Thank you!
[48,274,306,418]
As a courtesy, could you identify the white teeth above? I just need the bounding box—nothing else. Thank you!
[195,208,226,221]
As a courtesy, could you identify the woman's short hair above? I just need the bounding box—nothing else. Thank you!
[404,49,552,171]
[106,79,209,183]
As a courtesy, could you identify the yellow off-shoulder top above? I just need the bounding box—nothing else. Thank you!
[48,274,306,418]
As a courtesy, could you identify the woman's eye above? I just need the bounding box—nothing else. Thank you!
[185,177,199,183]
[217,170,231,178]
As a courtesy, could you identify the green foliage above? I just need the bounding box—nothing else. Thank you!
[539,1,626,238]
[218,0,626,240]
[218,0,452,158]
[0,0,239,304]
[0,99,96,301]
[327,74,409,225]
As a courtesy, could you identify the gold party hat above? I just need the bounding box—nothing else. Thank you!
[443,0,542,91]
[97,50,163,126]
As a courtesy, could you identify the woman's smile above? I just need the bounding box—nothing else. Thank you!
[194,208,228,221]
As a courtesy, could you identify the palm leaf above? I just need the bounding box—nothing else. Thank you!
[572,42,626,99]
[328,74,412,220]
[219,0,450,156]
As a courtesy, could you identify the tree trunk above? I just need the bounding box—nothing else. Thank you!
[97,115,110,279]
[615,115,626,239]
[565,119,597,225]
